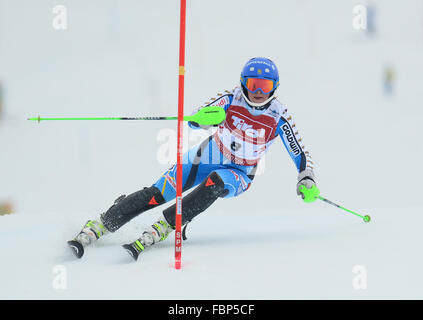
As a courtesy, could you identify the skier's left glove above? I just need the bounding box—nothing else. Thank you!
[296,169,320,203]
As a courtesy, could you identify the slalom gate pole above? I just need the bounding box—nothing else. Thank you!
[175,0,187,270]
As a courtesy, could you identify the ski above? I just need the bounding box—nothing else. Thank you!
[67,240,84,259]
[122,243,141,261]
[67,240,137,261]
[122,239,145,261]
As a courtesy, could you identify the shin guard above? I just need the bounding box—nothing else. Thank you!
[163,172,228,227]
[100,186,165,232]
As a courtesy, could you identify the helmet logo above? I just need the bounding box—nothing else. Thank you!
[257,69,262,75]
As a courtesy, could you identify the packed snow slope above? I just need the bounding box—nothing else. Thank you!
[0,0,422,299]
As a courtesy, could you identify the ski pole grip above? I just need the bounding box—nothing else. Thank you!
[299,185,320,203]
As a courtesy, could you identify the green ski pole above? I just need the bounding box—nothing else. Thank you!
[27,106,226,127]
[299,185,371,223]
[317,195,371,223]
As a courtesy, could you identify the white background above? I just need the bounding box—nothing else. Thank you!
[0,0,422,299]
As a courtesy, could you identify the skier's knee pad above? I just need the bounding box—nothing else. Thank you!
[100,186,165,232]
[212,168,252,198]
[163,171,228,227]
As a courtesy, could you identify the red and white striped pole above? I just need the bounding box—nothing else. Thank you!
[175,0,186,270]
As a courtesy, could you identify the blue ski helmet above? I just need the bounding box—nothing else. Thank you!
[240,57,279,108]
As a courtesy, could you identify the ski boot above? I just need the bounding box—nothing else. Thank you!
[67,219,108,258]
[122,216,173,261]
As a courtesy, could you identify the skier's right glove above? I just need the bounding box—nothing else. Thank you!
[188,121,219,130]
[296,169,320,203]
[187,106,225,130]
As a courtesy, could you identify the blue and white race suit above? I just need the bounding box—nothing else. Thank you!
[153,86,314,202]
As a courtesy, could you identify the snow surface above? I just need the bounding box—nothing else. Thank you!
[0,0,423,299]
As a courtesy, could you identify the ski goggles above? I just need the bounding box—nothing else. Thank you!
[241,77,279,94]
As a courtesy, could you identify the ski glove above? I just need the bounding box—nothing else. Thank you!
[296,169,320,203]
[189,121,220,130]
[188,106,225,130]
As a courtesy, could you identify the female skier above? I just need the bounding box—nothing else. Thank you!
[68,57,319,260]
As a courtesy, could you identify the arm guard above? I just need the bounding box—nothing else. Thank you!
[188,90,234,130]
